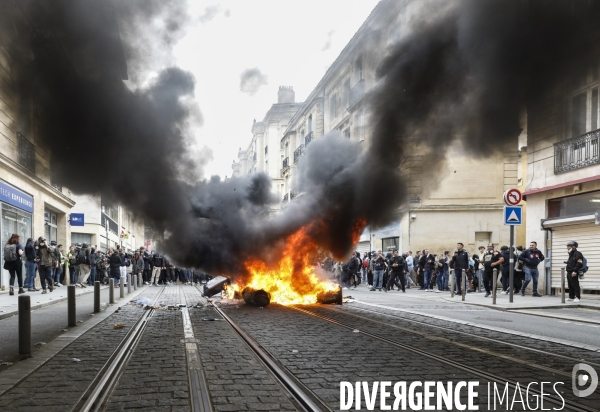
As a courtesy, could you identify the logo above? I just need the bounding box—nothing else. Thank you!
[572,363,598,397]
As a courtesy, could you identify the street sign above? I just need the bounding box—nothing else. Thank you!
[504,206,522,226]
[503,188,522,206]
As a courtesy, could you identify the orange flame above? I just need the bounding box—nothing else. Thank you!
[227,219,366,305]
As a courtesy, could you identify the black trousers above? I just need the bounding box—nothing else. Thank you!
[567,272,581,299]
[143,268,151,282]
[39,265,53,290]
[7,261,23,288]
[367,270,373,286]
[386,271,405,291]
[483,271,494,294]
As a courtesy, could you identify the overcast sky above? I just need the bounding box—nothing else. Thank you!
[171,0,381,178]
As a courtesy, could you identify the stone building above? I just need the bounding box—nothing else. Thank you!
[69,195,146,253]
[235,0,518,255]
[232,87,303,208]
[0,5,77,289]
[523,42,600,295]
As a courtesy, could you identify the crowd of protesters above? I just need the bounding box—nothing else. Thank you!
[2,234,202,296]
[328,240,586,302]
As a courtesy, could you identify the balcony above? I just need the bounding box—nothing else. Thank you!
[282,193,289,203]
[265,146,268,155]
[554,129,600,174]
[304,131,314,147]
[253,152,257,163]
[293,145,304,164]
[350,79,365,106]
[17,132,35,173]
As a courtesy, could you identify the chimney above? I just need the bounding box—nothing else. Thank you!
[277,86,295,104]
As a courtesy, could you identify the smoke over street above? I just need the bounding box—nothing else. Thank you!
[3,0,599,280]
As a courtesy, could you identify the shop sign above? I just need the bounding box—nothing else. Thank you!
[0,180,33,213]
[70,213,85,226]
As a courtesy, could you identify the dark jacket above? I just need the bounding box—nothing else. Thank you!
[424,254,436,271]
[389,256,405,273]
[25,240,36,262]
[142,251,151,270]
[519,249,545,269]
[89,252,97,267]
[452,249,470,270]
[418,255,426,270]
[153,255,164,268]
[501,251,516,269]
[347,256,359,273]
[566,249,584,274]
[133,256,144,274]
[78,246,90,265]
[372,254,387,271]
[109,253,123,278]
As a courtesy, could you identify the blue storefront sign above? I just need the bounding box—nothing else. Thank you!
[70,213,85,226]
[0,180,34,213]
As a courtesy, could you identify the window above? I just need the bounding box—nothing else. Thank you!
[44,209,58,244]
[382,237,399,252]
[344,128,351,139]
[355,56,363,82]
[547,190,600,218]
[343,79,351,108]
[330,94,337,120]
[101,201,118,221]
[570,61,599,137]
[71,233,92,245]
[307,115,312,133]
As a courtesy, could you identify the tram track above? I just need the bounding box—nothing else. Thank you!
[293,305,600,412]
[72,286,166,412]
[210,301,331,412]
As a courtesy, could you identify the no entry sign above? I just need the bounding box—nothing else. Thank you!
[503,188,522,206]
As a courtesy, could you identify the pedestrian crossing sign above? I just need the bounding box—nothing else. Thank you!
[504,206,522,226]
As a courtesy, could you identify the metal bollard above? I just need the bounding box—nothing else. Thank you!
[19,295,31,356]
[127,274,132,294]
[462,271,466,301]
[492,268,498,305]
[68,285,76,327]
[94,281,101,313]
[133,274,137,290]
[109,278,115,304]
[450,269,455,297]
[138,273,142,288]
[561,267,566,304]
[120,279,125,299]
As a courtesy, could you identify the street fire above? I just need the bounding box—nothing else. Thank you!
[224,220,365,305]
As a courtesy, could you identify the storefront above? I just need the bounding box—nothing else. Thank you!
[0,180,33,290]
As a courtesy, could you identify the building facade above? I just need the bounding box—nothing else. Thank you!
[69,194,146,253]
[232,87,303,208]
[523,47,600,295]
[0,7,77,290]
[235,0,517,256]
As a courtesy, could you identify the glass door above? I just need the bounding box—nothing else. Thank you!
[1,204,32,289]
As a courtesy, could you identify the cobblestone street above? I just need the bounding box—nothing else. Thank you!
[0,285,598,411]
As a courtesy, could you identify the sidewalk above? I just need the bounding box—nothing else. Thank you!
[0,284,108,321]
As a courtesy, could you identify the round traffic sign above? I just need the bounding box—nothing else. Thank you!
[503,189,522,206]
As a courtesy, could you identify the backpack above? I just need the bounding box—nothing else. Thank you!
[76,249,88,264]
[579,255,589,279]
[362,259,368,268]
[3,244,17,262]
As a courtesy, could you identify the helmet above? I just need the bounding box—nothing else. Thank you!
[50,240,57,246]
[38,236,46,243]
[567,241,578,248]
[76,243,82,248]
[82,243,88,248]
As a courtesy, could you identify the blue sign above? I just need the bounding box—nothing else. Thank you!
[70,213,85,226]
[504,206,522,226]
[0,180,34,213]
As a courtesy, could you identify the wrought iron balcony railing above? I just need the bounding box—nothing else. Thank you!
[554,129,600,174]
[350,79,365,106]
[282,157,289,169]
[293,144,304,164]
[253,152,257,163]
[290,190,298,200]
[17,132,36,173]
[304,131,314,147]
[265,146,268,155]
[282,193,289,203]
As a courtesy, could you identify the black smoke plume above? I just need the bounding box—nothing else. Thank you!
[3,0,600,279]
